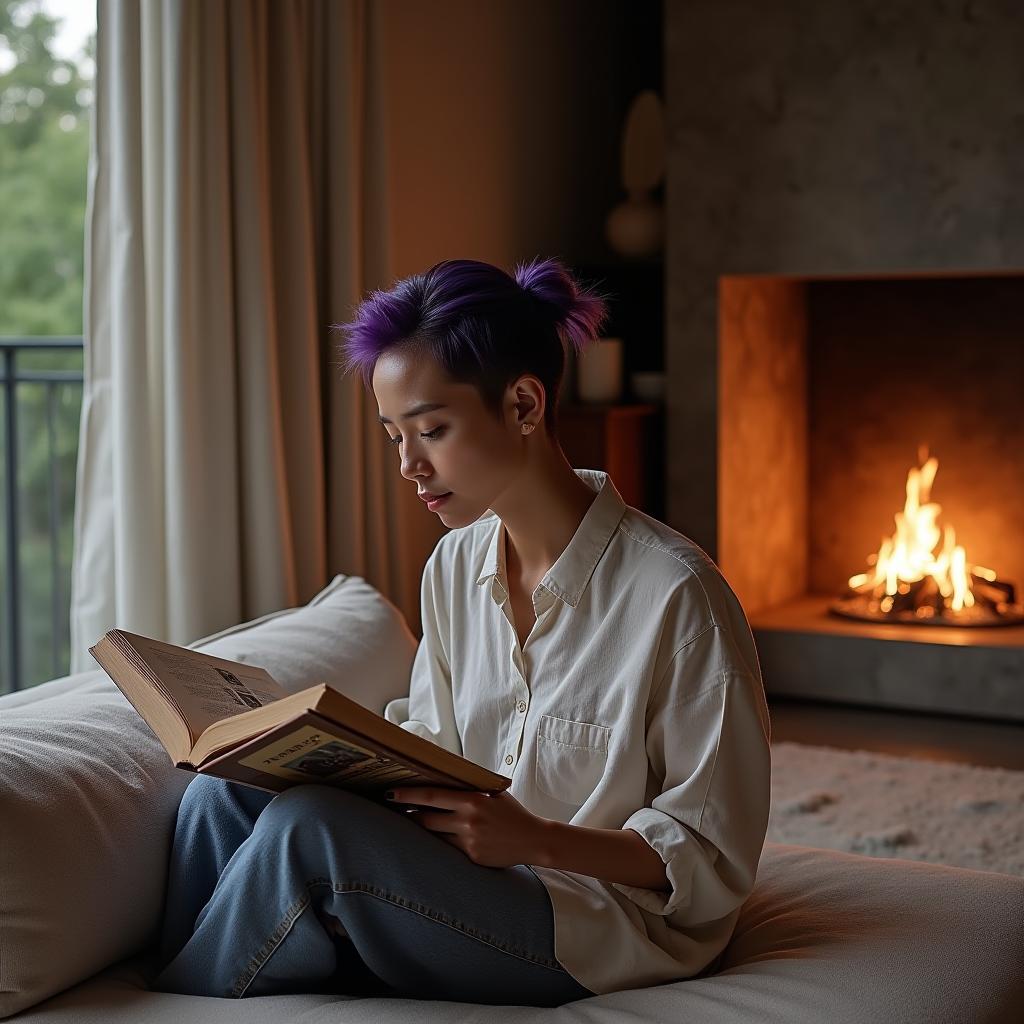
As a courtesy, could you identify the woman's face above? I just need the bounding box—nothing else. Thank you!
[372,346,529,527]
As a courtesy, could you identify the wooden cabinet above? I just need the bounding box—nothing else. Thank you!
[556,402,664,518]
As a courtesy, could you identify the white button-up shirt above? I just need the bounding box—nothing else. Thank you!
[383,468,772,996]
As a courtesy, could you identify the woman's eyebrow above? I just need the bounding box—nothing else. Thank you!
[377,402,447,425]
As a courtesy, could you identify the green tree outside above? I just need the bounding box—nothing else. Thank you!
[1,0,93,692]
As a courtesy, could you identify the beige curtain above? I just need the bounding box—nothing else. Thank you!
[69,0,433,672]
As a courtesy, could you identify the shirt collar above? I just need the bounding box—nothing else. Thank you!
[474,468,626,608]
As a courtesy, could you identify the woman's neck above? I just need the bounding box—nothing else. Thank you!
[491,448,598,586]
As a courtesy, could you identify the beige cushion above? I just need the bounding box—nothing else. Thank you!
[8,841,1024,1023]
[0,575,418,1020]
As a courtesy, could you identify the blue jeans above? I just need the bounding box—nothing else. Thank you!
[150,774,595,1005]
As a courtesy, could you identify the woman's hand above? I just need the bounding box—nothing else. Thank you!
[386,787,549,869]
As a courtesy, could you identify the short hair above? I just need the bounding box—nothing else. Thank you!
[330,256,612,436]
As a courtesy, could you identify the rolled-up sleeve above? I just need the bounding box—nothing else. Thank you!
[382,545,463,756]
[611,623,772,921]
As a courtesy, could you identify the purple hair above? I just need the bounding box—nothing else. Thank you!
[331,256,612,434]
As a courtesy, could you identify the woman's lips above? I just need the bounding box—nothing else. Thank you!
[425,492,452,511]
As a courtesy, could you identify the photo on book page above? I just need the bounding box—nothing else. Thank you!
[236,724,423,788]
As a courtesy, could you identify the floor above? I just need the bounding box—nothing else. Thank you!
[767,696,1024,771]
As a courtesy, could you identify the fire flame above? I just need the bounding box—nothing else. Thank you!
[847,451,995,615]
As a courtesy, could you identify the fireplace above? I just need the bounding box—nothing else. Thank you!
[717,271,1024,723]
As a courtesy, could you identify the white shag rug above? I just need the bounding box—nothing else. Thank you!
[767,741,1024,877]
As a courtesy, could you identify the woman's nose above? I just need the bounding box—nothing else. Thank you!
[400,450,429,480]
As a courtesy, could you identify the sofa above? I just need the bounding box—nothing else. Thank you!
[2,574,1022,1023]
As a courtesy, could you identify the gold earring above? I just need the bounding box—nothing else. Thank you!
[521,423,534,434]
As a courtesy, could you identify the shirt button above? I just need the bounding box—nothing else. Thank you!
[505,754,514,765]
[517,700,527,713]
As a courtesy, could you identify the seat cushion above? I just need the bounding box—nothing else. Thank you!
[9,841,1023,1023]
[0,574,418,1021]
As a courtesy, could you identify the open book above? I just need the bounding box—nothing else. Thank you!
[89,628,511,801]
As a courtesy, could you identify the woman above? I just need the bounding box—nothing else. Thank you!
[150,257,771,1005]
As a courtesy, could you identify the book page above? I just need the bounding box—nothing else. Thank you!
[130,636,289,738]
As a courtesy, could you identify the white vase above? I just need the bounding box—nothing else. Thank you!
[605,90,666,259]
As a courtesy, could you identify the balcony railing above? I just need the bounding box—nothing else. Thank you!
[1,337,84,694]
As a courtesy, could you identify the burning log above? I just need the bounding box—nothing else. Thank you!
[971,572,1016,605]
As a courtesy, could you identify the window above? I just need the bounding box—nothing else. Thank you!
[0,0,95,692]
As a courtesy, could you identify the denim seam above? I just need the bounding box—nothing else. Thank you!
[233,891,311,997]
[232,877,566,997]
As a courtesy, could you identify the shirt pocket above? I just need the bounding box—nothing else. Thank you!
[534,713,612,807]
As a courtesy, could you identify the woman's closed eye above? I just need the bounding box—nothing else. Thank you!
[387,426,446,446]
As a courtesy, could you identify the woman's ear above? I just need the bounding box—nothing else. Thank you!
[509,374,545,428]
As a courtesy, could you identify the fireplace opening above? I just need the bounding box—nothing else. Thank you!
[717,270,1024,722]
